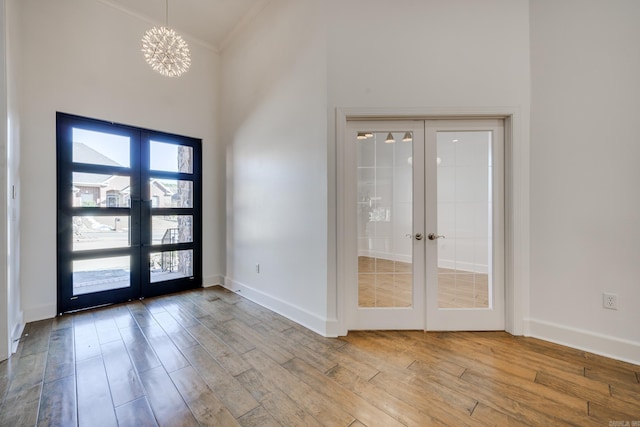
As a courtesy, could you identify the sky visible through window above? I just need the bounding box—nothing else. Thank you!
[73,128,180,171]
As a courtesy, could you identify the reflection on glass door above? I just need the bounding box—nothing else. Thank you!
[357,131,414,308]
[57,113,202,313]
[348,121,425,330]
[436,131,491,309]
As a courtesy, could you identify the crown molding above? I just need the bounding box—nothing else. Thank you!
[218,0,272,53]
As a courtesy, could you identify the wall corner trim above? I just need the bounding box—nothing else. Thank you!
[203,274,224,288]
[525,318,640,366]
[10,314,24,354]
[24,304,56,324]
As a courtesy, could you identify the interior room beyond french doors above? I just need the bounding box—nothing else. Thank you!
[345,119,505,331]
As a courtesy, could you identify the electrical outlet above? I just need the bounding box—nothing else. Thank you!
[603,292,617,310]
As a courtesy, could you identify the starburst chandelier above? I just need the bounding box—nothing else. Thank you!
[141,0,191,77]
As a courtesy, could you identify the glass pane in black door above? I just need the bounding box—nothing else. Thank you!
[152,215,193,245]
[72,128,130,168]
[150,250,193,283]
[73,255,131,296]
[72,216,130,251]
[149,179,193,208]
[72,173,131,208]
[150,140,193,173]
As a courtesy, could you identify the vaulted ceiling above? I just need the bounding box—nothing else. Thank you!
[101,0,268,51]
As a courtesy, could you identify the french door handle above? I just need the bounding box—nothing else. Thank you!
[428,233,445,240]
[142,200,152,246]
[130,200,140,246]
[131,200,153,247]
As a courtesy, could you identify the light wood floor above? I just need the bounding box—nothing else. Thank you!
[1,286,639,426]
[359,256,489,309]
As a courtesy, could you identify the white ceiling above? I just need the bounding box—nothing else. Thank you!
[101,0,267,51]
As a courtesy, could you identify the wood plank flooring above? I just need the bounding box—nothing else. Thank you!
[358,257,490,309]
[0,286,638,426]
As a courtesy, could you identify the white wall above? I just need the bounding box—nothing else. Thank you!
[530,0,640,363]
[5,0,23,354]
[326,0,531,107]
[222,0,638,363]
[222,0,530,336]
[327,0,531,331]
[221,0,330,333]
[0,0,8,360]
[18,0,224,321]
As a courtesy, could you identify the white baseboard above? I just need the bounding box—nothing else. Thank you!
[223,277,335,337]
[203,274,224,288]
[525,318,640,365]
[10,311,24,354]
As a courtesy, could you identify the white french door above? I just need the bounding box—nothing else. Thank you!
[425,119,505,331]
[345,121,426,329]
[345,119,505,331]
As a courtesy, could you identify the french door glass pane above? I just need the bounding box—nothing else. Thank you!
[437,131,491,309]
[72,128,130,168]
[73,256,131,295]
[152,215,193,245]
[149,179,193,208]
[72,173,131,208]
[72,216,130,251]
[150,141,193,173]
[150,250,193,283]
[357,131,413,308]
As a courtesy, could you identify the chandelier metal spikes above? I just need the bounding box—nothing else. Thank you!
[141,0,191,78]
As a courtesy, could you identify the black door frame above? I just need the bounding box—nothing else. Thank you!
[56,112,202,313]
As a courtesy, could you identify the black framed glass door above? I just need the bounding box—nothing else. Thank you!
[56,113,202,313]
